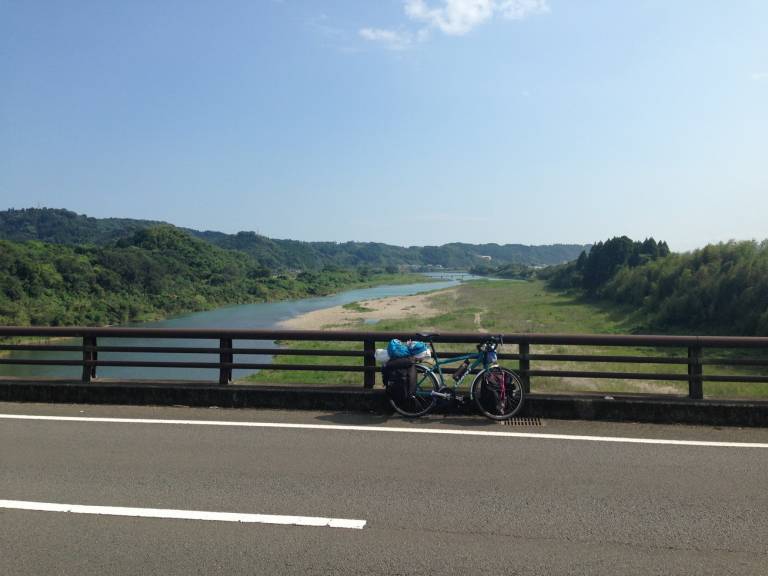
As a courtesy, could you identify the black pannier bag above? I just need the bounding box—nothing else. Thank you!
[479,370,504,413]
[382,357,417,405]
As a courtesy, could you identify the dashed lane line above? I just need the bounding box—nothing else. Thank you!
[0,499,366,529]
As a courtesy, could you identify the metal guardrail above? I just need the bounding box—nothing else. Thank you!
[1,327,768,399]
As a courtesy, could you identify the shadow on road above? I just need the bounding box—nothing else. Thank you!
[312,410,501,429]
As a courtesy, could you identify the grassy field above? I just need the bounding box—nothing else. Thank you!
[241,279,768,398]
[341,301,375,313]
[345,272,441,289]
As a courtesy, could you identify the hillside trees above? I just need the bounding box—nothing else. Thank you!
[0,226,402,327]
[601,241,768,334]
[543,236,768,335]
[544,236,669,292]
[0,208,590,270]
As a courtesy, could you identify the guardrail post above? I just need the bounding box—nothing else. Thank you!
[687,344,703,399]
[518,342,531,393]
[219,338,233,384]
[363,338,376,389]
[82,335,97,383]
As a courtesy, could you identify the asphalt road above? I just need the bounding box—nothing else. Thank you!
[1,402,767,575]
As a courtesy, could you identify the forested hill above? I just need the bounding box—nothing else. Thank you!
[0,226,393,326]
[0,208,588,269]
[0,207,165,245]
[193,231,587,270]
[599,241,768,336]
[541,236,768,336]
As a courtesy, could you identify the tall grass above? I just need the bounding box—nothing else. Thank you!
[241,280,768,398]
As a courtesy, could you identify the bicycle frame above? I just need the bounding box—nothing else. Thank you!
[387,335,523,420]
[419,346,495,400]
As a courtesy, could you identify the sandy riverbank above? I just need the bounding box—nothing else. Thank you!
[277,287,458,330]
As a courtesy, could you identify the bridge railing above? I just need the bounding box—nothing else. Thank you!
[1,327,768,399]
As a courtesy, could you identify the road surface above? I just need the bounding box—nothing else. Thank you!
[1,402,767,575]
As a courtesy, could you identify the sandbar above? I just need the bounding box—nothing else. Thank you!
[277,287,457,330]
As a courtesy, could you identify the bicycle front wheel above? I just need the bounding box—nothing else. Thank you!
[390,364,439,418]
[471,367,524,420]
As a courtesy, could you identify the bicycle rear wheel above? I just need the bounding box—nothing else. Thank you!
[390,364,439,418]
[471,367,524,420]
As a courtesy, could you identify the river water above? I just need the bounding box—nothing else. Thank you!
[2,273,473,381]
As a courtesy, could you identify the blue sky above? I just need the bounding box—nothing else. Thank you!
[1,0,766,251]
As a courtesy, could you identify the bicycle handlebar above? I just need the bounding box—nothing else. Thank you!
[415,333,502,354]
[476,335,503,352]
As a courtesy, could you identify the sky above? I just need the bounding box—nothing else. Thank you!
[1,0,767,251]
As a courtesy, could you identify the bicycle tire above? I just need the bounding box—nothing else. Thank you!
[471,366,524,420]
[390,364,439,418]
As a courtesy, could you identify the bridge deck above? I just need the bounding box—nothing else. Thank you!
[2,403,767,575]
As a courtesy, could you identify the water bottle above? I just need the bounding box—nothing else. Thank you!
[452,359,470,381]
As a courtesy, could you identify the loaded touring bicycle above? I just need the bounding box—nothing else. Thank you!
[382,334,525,420]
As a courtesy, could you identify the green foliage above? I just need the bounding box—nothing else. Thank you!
[542,236,669,292]
[470,262,536,279]
[0,207,165,245]
[160,235,592,270]
[342,301,374,312]
[245,280,768,397]
[543,236,768,336]
[0,208,589,270]
[600,241,768,335]
[0,227,413,327]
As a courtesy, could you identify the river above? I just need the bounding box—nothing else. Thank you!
[1,273,474,381]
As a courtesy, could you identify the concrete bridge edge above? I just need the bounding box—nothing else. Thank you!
[1,381,768,427]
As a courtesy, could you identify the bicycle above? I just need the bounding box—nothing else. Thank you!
[388,334,525,420]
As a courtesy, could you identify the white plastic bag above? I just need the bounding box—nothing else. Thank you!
[374,348,390,364]
[413,349,432,360]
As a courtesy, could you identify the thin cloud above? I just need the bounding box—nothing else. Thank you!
[498,0,551,20]
[359,28,423,51]
[309,14,345,40]
[360,0,549,48]
[753,72,768,81]
[405,0,495,35]
[308,14,363,53]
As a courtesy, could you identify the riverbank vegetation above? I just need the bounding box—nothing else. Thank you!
[469,262,536,280]
[542,236,768,336]
[245,278,628,385]
[245,278,768,398]
[0,226,430,327]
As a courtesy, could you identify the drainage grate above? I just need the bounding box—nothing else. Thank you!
[498,417,543,426]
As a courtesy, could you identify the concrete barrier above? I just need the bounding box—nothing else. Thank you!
[1,380,768,427]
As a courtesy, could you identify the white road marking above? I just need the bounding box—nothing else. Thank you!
[0,499,366,529]
[1,413,767,448]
